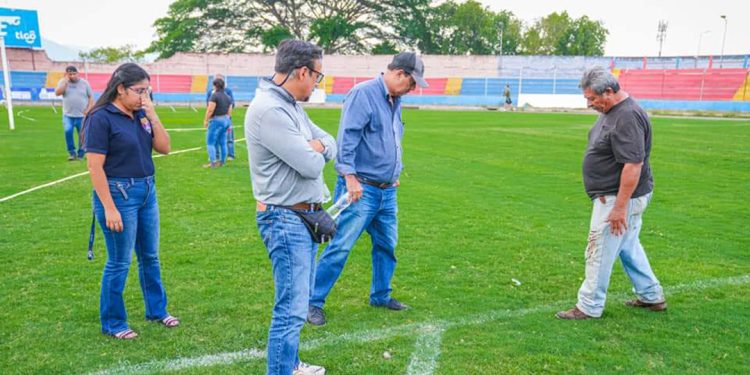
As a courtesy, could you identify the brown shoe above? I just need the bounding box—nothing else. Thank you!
[625,299,667,312]
[555,306,595,320]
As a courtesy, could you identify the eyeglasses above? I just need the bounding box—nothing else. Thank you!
[128,86,152,95]
[300,65,325,84]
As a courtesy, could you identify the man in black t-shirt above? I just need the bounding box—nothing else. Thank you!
[557,67,666,320]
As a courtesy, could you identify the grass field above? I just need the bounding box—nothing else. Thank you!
[1,104,749,374]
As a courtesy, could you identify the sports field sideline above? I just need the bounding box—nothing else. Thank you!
[1,106,748,374]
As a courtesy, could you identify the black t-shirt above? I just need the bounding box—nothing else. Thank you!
[83,103,155,178]
[582,97,653,199]
[209,90,232,117]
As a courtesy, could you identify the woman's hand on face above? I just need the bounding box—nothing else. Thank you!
[140,93,158,121]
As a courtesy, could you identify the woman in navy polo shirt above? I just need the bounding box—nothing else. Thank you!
[83,63,179,340]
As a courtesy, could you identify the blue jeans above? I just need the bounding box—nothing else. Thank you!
[93,176,170,334]
[206,116,230,163]
[311,176,398,308]
[576,193,665,317]
[257,206,317,375]
[213,121,235,159]
[63,115,84,157]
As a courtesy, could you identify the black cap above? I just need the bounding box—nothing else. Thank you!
[388,52,428,88]
[65,66,78,73]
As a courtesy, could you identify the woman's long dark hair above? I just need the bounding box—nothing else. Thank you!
[82,63,150,147]
[91,63,151,112]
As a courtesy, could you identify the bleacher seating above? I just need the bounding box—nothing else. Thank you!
[618,68,748,101]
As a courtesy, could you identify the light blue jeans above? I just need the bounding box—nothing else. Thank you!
[93,176,170,335]
[63,115,84,157]
[256,206,317,375]
[576,192,664,317]
[206,115,230,163]
[311,176,399,308]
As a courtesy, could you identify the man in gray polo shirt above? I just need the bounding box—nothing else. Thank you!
[245,39,334,375]
[556,66,666,320]
[55,65,93,161]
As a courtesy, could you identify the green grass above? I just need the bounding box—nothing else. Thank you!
[1,105,749,374]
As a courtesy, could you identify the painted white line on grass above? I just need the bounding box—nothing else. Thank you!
[90,349,265,375]
[406,325,445,375]
[0,171,91,203]
[165,125,243,132]
[90,274,750,375]
[0,139,247,203]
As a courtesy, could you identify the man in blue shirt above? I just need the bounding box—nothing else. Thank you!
[308,52,428,326]
[206,73,236,160]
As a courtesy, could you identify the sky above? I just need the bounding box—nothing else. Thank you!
[1,0,748,58]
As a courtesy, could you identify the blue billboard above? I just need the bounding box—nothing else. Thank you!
[0,8,41,48]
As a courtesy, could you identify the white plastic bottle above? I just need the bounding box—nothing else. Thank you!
[327,192,352,220]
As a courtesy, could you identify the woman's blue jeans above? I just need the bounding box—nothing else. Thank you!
[206,116,230,164]
[93,176,169,335]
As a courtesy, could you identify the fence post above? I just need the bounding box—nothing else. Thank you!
[660,69,666,98]
[552,66,557,95]
[744,70,749,101]
[483,77,488,96]
[699,68,706,101]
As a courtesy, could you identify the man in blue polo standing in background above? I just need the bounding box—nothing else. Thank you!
[308,52,429,326]
[55,65,93,161]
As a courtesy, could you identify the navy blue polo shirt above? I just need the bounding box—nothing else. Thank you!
[83,103,155,178]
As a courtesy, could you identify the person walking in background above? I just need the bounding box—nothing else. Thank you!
[503,84,513,110]
[206,73,236,161]
[245,40,335,375]
[307,52,429,327]
[83,63,180,339]
[55,65,93,161]
[203,77,233,168]
[556,66,666,320]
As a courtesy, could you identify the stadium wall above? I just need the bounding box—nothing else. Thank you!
[2,48,749,112]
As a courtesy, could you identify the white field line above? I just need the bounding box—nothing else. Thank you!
[0,139,246,203]
[17,110,37,122]
[165,125,243,132]
[406,325,445,375]
[89,274,750,375]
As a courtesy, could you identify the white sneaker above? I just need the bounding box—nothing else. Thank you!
[293,361,326,375]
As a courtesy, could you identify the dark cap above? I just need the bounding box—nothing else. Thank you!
[388,52,428,88]
[65,65,78,73]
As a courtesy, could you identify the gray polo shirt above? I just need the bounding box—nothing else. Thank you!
[57,78,93,117]
[582,97,654,199]
[244,79,337,206]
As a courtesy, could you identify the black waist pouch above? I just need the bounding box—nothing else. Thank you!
[291,209,337,243]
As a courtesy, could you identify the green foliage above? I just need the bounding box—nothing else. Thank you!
[146,1,608,57]
[1,106,749,374]
[371,41,399,55]
[78,45,145,63]
[521,11,608,56]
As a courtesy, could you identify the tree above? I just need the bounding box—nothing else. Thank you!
[79,45,145,63]
[521,11,608,56]
[147,0,253,59]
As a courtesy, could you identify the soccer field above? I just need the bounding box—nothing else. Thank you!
[1,105,748,374]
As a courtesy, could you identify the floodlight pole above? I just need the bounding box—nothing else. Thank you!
[719,15,727,68]
[0,35,15,130]
[696,30,711,68]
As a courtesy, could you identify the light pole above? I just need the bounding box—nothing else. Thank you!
[497,21,504,56]
[719,15,727,68]
[696,30,710,68]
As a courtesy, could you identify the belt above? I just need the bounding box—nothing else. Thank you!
[257,201,322,212]
[357,177,395,189]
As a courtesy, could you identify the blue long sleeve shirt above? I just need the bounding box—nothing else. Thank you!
[335,74,404,184]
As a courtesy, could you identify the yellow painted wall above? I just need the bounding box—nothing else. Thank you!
[46,72,64,88]
[445,77,463,95]
[733,73,750,101]
[318,75,334,94]
[191,75,208,93]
